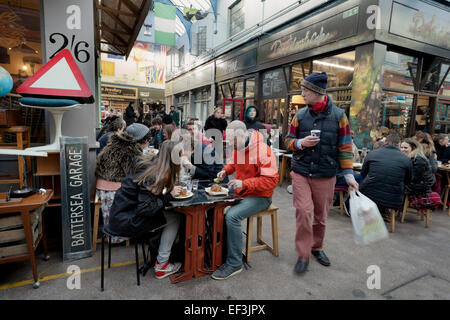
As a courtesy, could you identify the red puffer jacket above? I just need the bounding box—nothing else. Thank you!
[223,131,278,198]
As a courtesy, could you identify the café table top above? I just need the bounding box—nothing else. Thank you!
[438,165,450,171]
[167,189,242,209]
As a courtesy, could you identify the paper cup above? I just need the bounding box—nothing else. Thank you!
[311,130,321,138]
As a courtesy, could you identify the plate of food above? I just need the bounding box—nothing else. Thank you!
[173,189,194,200]
[353,163,362,169]
[205,184,229,196]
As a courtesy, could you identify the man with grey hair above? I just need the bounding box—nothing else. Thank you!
[212,120,278,280]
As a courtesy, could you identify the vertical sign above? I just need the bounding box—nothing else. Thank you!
[60,136,92,261]
[41,0,97,146]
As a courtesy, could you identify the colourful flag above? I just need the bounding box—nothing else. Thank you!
[154,2,176,46]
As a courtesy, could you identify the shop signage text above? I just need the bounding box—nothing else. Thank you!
[216,48,257,79]
[101,85,137,99]
[60,136,92,261]
[390,1,450,51]
[258,7,358,63]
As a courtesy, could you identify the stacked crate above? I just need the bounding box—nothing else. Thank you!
[0,205,44,258]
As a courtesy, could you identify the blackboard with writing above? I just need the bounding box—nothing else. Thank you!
[262,69,286,98]
[60,136,92,261]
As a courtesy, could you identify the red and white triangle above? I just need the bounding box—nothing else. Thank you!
[17,49,92,98]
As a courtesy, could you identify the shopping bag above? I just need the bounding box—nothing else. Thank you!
[349,190,389,245]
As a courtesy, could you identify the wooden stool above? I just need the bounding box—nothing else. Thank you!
[244,205,279,263]
[278,154,292,185]
[388,209,397,233]
[331,186,348,216]
[401,197,431,228]
[442,185,450,210]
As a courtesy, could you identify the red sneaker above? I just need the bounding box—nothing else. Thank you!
[154,260,182,279]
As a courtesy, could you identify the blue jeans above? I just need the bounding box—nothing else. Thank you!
[225,196,272,267]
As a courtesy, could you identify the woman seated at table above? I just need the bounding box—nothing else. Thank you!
[106,140,184,279]
[400,138,441,211]
[414,131,438,173]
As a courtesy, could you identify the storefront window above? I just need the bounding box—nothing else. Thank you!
[235,81,244,98]
[435,100,450,134]
[291,62,310,90]
[438,63,450,96]
[379,92,414,137]
[313,51,355,88]
[422,60,442,92]
[245,78,255,97]
[0,2,44,143]
[216,85,223,105]
[221,83,231,98]
[328,88,352,118]
[383,51,417,91]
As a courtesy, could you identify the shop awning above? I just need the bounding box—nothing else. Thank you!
[96,0,152,59]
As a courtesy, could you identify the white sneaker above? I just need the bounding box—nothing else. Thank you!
[287,185,293,194]
[154,260,182,279]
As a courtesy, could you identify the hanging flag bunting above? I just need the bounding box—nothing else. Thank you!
[154,2,176,46]
[183,6,209,22]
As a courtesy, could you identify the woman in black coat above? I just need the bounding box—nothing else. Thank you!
[400,138,436,195]
[204,107,228,137]
[107,140,184,279]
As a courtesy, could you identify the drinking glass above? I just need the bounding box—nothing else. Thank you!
[192,179,199,192]
[185,179,192,192]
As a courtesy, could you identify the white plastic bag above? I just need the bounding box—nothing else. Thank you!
[349,190,389,245]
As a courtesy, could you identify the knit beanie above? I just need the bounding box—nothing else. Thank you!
[126,123,149,141]
[300,72,328,95]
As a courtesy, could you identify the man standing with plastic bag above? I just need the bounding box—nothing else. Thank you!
[285,72,359,274]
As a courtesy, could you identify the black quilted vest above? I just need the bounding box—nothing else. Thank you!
[291,97,344,178]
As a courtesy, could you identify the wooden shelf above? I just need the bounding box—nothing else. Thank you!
[34,171,60,177]
[47,202,62,208]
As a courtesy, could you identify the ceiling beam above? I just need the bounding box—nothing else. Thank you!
[99,5,136,17]
[120,0,140,14]
[101,7,133,34]
[101,23,131,36]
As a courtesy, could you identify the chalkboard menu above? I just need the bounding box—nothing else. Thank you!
[60,136,92,261]
[262,69,286,98]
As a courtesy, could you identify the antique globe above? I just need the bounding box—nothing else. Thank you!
[0,66,13,98]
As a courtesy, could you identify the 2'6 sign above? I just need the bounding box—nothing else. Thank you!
[49,33,90,63]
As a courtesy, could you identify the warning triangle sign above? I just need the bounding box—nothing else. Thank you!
[17,49,93,102]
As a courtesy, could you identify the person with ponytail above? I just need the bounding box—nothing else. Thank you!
[107,140,184,279]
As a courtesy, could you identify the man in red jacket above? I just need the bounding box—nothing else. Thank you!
[212,120,278,280]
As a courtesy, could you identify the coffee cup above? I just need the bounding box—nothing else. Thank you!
[311,130,321,138]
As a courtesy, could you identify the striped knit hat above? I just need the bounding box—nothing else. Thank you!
[300,72,328,95]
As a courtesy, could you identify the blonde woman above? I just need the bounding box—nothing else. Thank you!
[400,138,440,210]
